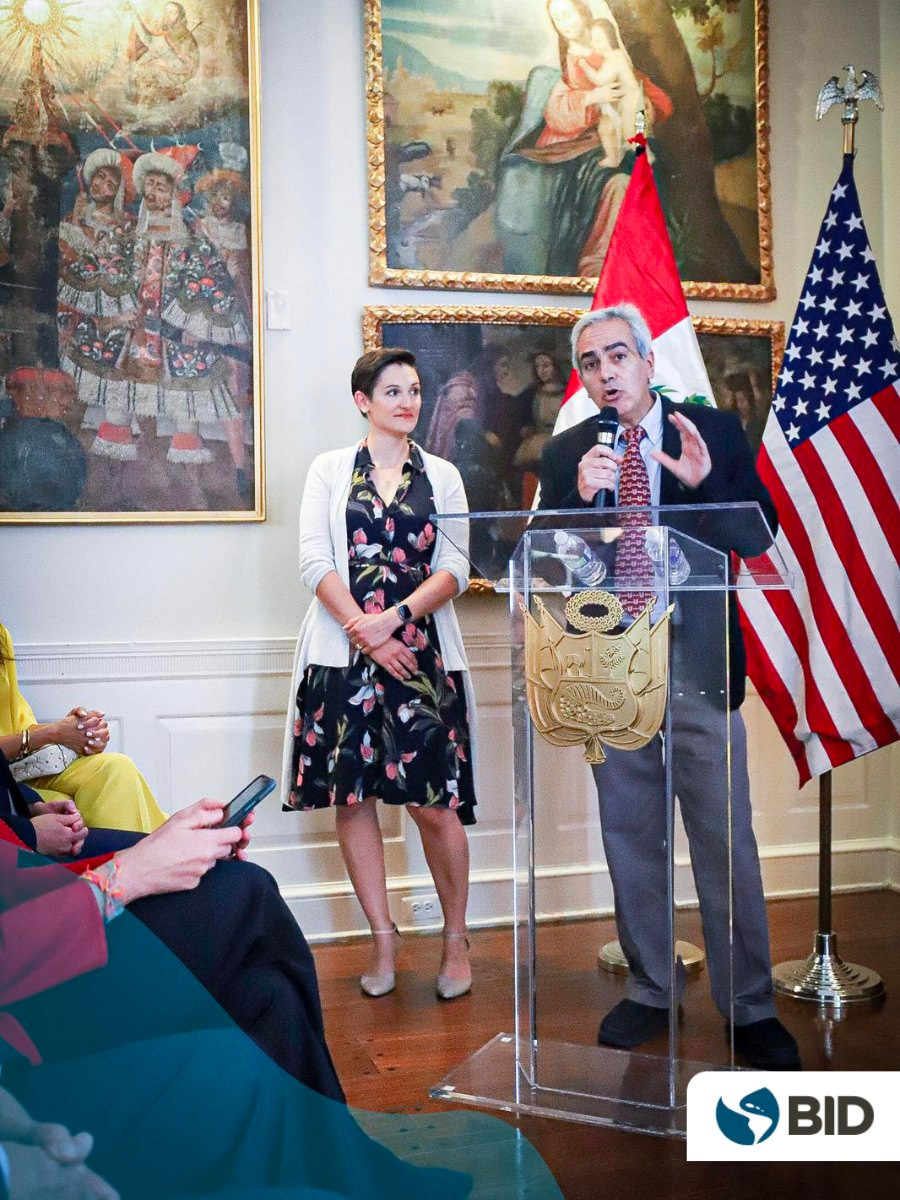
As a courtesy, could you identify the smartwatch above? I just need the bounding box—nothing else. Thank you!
[395,603,413,624]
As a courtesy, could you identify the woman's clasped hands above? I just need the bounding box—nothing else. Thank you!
[53,707,110,756]
[30,799,87,857]
[343,610,418,682]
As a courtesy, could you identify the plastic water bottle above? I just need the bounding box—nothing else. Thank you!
[554,531,607,586]
[644,531,691,585]
[668,538,691,586]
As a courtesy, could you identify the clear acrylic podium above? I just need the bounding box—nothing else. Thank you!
[428,503,791,1136]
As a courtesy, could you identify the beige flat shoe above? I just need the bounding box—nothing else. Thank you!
[361,925,400,997]
[436,930,472,1000]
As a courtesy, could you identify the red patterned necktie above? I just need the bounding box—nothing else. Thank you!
[615,426,654,617]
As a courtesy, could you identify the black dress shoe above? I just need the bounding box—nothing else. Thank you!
[598,999,671,1048]
[729,1017,801,1070]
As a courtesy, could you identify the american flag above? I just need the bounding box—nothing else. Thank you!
[738,155,900,786]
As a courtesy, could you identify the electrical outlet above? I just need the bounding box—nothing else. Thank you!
[401,893,440,926]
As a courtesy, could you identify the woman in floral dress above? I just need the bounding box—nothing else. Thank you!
[283,349,477,999]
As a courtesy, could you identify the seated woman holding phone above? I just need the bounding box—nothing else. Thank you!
[1,751,332,1094]
[0,623,166,834]
[1,753,477,1200]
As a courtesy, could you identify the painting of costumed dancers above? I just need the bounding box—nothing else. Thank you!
[66,149,250,496]
[58,147,138,437]
[0,0,263,521]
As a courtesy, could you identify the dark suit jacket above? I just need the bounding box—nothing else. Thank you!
[0,751,39,849]
[538,398,778,709]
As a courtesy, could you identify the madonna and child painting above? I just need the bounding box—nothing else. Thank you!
[370,0,769,298]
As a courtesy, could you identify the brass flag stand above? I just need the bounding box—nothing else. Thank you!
[772,66,885,1007]
[773,770,884,1004]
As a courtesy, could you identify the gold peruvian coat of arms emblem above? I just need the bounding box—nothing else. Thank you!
[522,590,673,765]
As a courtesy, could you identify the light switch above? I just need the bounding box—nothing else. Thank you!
[265,289,291,330]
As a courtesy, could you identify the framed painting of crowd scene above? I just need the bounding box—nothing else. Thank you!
[366,0,772,300]
[363,305,783,577]
[694,316,783,457]
[0,0,263,523]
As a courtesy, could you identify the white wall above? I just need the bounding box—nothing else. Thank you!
[2,0,898,933]
[882,0,900,320]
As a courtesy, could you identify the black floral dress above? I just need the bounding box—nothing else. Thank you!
[286,442,477,825]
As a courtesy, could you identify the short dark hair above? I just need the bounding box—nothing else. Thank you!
[351,348,417,400]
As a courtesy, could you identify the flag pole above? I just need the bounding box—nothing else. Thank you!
[772,66,885,1006]
[595,80,709,979]
[773,767,884,1004]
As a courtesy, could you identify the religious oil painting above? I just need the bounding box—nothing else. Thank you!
[365,304,581,583]
[366,0,772,300]
[694,316,783,457]
[0,0,263,523]
[363,307,783,577]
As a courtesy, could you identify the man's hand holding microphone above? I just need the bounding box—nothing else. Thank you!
[578,405,620,506]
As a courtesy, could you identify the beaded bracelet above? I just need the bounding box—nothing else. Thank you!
[81,859,126,922]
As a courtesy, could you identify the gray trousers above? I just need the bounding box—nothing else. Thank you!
[591,696,775,1024]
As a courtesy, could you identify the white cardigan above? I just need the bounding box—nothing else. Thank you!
[280,442,477,804]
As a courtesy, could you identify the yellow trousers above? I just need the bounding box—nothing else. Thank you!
[32,752,167,832]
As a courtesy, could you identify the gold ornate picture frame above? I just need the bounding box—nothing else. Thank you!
[366,0,772,300]
[693,315,784,456]
[0,0,264,524]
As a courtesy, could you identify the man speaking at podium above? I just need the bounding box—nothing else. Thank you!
[539,304,800,1070]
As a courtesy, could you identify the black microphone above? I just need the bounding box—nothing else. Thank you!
[593,405,619,509]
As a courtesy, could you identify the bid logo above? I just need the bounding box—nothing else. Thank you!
[715,1087,779,1145]
[687,1072,897,1162]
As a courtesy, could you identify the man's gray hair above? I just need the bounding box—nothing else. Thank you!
[570,304,653,371]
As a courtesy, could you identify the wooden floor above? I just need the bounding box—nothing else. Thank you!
[314,890,900,1199]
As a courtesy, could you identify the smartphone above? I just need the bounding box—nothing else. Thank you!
[219,774,277,827]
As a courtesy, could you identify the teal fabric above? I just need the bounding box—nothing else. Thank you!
[3,852,564,1199]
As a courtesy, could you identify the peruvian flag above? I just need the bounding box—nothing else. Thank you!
[553,134,713,434]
